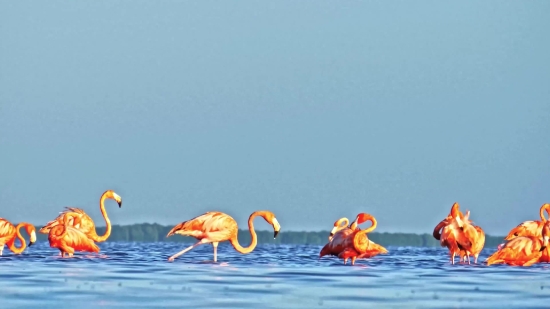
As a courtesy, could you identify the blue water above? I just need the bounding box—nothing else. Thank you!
[1,242,550,308]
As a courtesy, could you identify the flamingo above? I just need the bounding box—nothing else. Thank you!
[48,213,100,257]
[338,213,388,265]
[166,210,281,262]
[39,190,122,242]
[504,203,550,240]
[453,211,486,264]
[486,221,550,266]
[0,218,36,255]
[432,202,471,264]
[320,213,387,265]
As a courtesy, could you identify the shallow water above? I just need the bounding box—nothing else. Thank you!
[1,242,549,308]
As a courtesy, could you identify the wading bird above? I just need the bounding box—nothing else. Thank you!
[166,211,281,262]
[432,202,471,264]
[0,218,36,255]
[453,211,486,264]
[504,203,550,240]
[486,221,550,266]
[320,213,387,265]
[39,190,122,242]
[48,213,100,257]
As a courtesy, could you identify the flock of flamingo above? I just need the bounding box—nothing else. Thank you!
[1,190,549,267]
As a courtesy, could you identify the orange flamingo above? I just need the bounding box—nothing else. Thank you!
[48,213,100,257]
[321,216,358,258]
[486,221,550,266]
[338,213,387,265]
[0,218,36,255]
[504,203,550,240]
[453,211,486,264]
[39,190,122,242]
[166,211,281,262]
[320,213,387,265]
[432,202,470,264]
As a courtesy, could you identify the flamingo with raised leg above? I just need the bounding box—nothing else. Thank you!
[166,211,281,262]
[48,213,100,257]
[39,190,122,243]
[0,218,36,255]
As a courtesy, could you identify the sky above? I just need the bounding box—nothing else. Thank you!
[1,1,549,235]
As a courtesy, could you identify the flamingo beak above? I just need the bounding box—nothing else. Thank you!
[274,230,279,239]
[117,201,122,208]
[29,241,34,246]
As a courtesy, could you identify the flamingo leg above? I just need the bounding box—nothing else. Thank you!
[451,252,455,265]
[212,242,218,262]
[0,245,3,256]
[351,256,357,266]
[168,240,205,262]
[467,254,471,265]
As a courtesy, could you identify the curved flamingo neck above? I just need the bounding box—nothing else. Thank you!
[540,204,550,222]
[90,192,112,242]
[353,216,377,251]
[432,220,447,240]
[337,218,350,231]
[229,211,266,254]
[8,223,27,254]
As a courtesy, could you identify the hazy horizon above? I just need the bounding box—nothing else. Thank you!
[1,1,549,235]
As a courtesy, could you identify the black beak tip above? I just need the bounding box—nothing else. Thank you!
[118,201,122,208]
[29,242,34,247]
[329,232,334,236]
[274,231,279,239]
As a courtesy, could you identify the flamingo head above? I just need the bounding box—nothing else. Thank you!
[261,211,281,239]
[356,213,373,224]
[105,190,122,207]
[24,224,37,246]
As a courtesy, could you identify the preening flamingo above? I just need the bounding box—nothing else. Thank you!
[0,218,36,255]
[39,190,122,242]
[320,213,387,265]
[504,203,550,240]
[486,221,550,266]
[453,211,486,264]
[166,211,281,262]
[48,213,100,257]
[432,202,471,264]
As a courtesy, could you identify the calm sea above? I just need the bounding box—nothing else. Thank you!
[1,242,549,308]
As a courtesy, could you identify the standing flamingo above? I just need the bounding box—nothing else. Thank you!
[453,211,486,264]
[166,210,281,262]
[320,213,387,265]
[0,218,36,255]
[338,213,388,265]
[432,202,470,264]
[39,190,122,242]
[486,221,550,266]
[504,203,550,240]
[48,213,100,257]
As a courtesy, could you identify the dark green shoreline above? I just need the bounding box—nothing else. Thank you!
[34,223,505,247]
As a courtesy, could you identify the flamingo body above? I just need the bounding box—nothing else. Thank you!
[48,220,100,257]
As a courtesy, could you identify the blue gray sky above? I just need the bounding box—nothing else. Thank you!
[1,1,549,235]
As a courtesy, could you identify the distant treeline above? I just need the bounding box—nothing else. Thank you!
[34,223,506,248]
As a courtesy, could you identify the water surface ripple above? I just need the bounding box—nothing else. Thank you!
[1,242,549,308]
